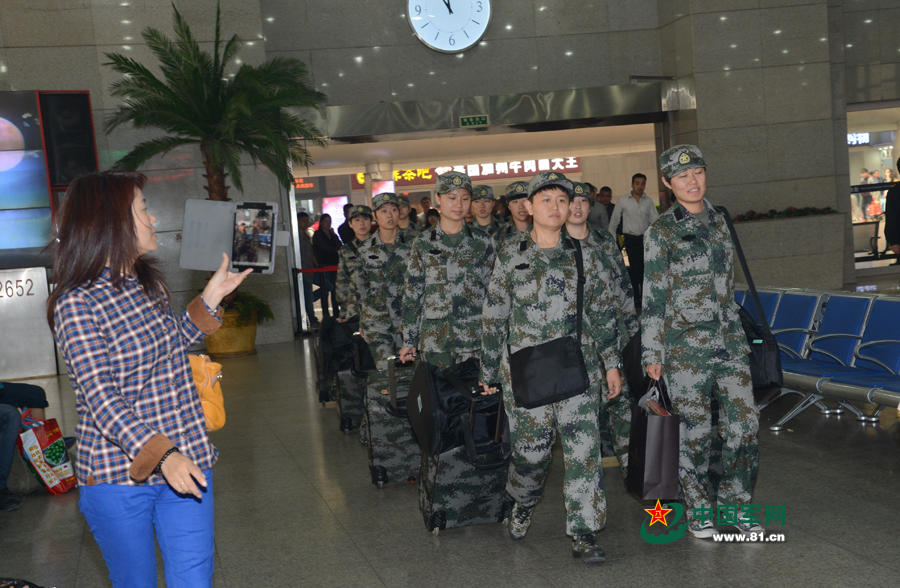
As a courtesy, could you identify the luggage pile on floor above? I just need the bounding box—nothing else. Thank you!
[316,334,513,534]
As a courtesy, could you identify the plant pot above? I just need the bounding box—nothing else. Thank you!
[205,309,258,358]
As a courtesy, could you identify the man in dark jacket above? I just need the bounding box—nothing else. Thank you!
[885,162,900,263]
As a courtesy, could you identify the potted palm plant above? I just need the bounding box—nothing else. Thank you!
[102,3,327,353]
[103,2,327,200]
[204,292,274,358]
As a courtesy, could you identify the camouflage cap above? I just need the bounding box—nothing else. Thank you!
[660,144,706,178]
[347,204,373,220]
[396,194,411,207]
[435,171,472,195]
[471,185,495,201]
[505,181,529,202]
[571,181,591,201]
[373,192,400,211]
[527,172,573,198]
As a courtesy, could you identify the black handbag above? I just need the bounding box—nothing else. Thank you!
[717,207,783,391]
[407,358,510,469]
[509,237,591,409]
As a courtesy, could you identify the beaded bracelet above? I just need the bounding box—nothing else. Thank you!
[153,447,181,475]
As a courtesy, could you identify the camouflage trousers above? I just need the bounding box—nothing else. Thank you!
[366,326,403,370]
[421,349,477,371]
[664,356,759,519]
[598,377,632,479]
[504,384,606,537]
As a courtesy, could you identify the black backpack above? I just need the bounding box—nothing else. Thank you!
[407,358,509,469]
[318,316,358,377]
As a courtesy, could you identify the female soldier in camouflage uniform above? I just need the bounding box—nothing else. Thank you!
[358,194,412,367]
[396,194,420,240]
[336,205,372,321]
[566,181,638,479]
[642,145,760,539]
[467,185,501,238]
[399,172,495,369]
[481,172,622,564]
[494,181,532,251]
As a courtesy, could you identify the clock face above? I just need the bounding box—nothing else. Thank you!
[407,0,492,53]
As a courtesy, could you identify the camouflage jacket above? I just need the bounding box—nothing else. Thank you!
[358,231,412,336]
[399,223,421,240]
[336,236,367,319]
[401,223,495,355]
[494,221,530,253]
[467,218,502,239]
[480,231,621,387]
[571,226,639,344]
[641,199,750,366]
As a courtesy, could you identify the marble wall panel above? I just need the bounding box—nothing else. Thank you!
[844,64,883,102]
[0,3,95,48]
[765,118,836,181]
[5,46,103,98]
[607,29,663,84]
[691,10,763,73]
[697,124,768,185]
[763,62,833,124]
[694,68,765,129]
[609,0,660,31]
[842,10,880,67]
[89,0,176,47]
[759,4,830,67]
[536,33,612,91]
[258,0,307,52]
[481,0,539,40]
[690,0,759,13]
[534,0,610,36]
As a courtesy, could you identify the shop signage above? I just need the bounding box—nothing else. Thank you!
[847,133,870,146]
[460,115,489,127]
[352,157,581,190]
[292,177,320,192]
[0,267,56,379]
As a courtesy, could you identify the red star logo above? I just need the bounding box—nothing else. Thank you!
[644,499,673,527]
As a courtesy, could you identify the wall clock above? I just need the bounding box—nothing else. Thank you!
[406,0,492,53]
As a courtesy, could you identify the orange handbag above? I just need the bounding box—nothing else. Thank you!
[189,354,226,431]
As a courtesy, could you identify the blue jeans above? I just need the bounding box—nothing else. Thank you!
[79,469,215,588]
[0,403,20,491]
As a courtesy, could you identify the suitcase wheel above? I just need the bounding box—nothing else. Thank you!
[428,511,446,534]
[371,465,388,487]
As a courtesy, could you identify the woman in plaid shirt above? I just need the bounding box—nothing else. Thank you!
[48,171,250,588]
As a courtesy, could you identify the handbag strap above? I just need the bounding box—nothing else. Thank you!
[572,237,585,345]
[715,206,774,338]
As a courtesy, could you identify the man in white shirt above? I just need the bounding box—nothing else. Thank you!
[608,173,659,308]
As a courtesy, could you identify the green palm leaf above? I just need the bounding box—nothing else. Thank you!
[103,1,327,200]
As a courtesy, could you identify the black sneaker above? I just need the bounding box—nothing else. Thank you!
[507,502,536,541]
[572,533,606,564]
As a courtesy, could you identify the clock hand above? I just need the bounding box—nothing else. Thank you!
[442,0,454,14]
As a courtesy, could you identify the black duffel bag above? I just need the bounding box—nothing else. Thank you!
[318,315,358,377]
[407,358,510,469]
[717,206,782,391]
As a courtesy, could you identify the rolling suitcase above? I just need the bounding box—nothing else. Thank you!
[365,358,420,488]
[317,316,358,406]
[408,359,513,535]
[337,333,375,434]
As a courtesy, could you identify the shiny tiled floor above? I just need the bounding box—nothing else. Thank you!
[1,338,899,588]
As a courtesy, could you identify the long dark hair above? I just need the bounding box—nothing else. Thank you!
[46,171,170,329]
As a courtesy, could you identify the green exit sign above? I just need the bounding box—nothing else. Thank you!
[460,115,489,127]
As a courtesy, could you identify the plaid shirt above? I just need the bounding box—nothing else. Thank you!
[54,269,220,486]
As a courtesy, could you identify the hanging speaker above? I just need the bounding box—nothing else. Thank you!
[39,92,98,187]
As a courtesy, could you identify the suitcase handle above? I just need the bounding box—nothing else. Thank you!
[386,355,416,410]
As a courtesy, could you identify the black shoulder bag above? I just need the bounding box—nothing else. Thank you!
[509,237,591,409]
[716,206,783,391]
